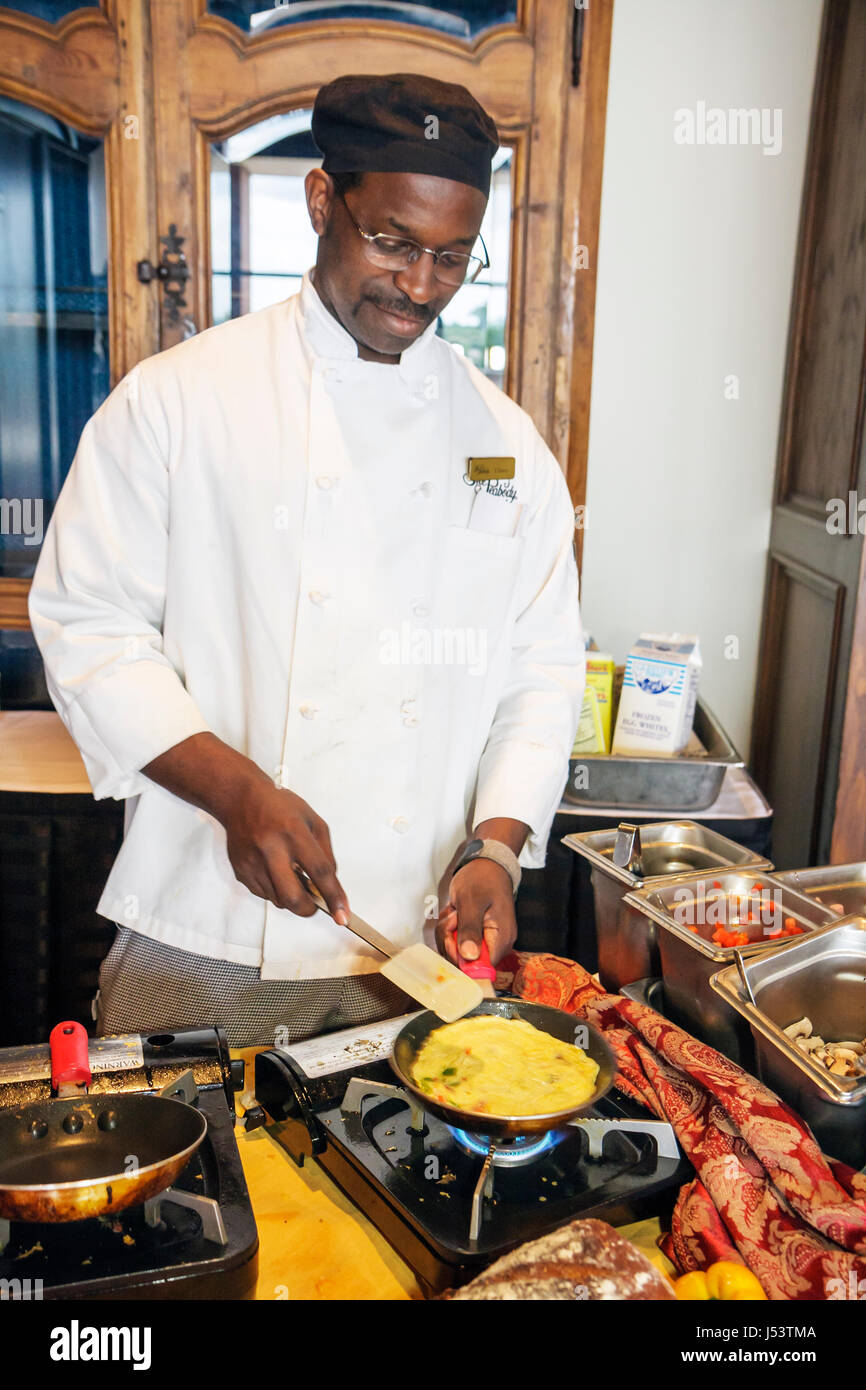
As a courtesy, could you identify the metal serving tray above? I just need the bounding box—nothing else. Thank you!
[562,822,772,993]
[563,699,743,812]
[774,864,866,920]
[710,918,866,1168]
[623,871,834,1066]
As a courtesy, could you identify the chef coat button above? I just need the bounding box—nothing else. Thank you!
[410,598,430,619]
[316,475,336,491]
[308,589,329,605]
[299,703,319,720]
[402,714,420,727]
[389,816,411,834]
[415,481,433,500]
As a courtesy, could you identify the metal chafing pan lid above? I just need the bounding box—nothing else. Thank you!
[709,916,866,1104]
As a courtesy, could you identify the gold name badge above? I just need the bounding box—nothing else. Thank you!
[468,456,516,481]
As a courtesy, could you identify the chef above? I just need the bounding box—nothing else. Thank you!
[29,73,585,1047]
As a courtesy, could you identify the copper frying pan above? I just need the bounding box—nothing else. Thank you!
[0,1022,207,1223]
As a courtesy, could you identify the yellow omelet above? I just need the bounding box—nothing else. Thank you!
[411,1016,599,1117]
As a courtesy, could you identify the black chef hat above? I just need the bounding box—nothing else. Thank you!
[312,72,499,198]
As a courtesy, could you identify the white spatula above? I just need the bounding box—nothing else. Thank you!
[298,872,490,1022]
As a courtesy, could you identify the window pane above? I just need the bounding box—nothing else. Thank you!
[0,98,109,580]
[211,110,321,324]
[211,114,511,384]
[209,0,515,39]
[0,1,97,18]
[438,149,510,388]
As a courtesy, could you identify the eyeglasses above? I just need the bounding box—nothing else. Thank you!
[335,187,489,287]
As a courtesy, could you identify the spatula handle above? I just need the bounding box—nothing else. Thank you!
[460,939,497,999]
[296,868,331,916]
[458,938,496,982]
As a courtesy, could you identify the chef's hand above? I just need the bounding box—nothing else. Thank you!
[435,859,517,968]
[142,732,348,921]
[223,779,349,922]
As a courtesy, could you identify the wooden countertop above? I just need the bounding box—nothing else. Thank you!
[0,711,91,794]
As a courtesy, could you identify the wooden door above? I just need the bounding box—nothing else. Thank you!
[750,0,866,869]
[0,0,158,634]
[148,0,612,492]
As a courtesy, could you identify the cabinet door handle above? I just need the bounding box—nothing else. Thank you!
[137,223,192,327]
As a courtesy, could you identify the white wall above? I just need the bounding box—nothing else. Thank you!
[580,0,823,758]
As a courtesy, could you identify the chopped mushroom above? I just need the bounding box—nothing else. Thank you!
[783,1017,866,1077]
[784,1017,813,1040]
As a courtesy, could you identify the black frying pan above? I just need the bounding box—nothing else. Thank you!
[390,997,616,1137]
[0,1022,207,1223]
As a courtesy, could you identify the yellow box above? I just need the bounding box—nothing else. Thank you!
[572,687,606,756]
[585,654,615,753]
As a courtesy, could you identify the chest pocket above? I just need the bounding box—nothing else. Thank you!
[435,525,523,658]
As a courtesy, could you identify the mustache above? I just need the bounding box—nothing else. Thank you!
[363,295,433,325]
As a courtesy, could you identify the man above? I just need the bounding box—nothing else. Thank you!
[29,73,584,1047]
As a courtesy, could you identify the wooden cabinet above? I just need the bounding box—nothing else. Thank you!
[0,713,122,1042]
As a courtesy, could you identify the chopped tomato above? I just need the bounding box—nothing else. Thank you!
[713,928,739,948]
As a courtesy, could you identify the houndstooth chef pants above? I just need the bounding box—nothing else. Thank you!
[95,926,413,1048]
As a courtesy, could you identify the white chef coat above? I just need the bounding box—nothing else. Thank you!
[29,272,585,978]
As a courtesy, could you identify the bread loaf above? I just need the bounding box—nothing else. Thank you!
[448,1218,675,1300]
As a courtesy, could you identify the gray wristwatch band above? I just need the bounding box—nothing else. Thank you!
[454,839,522,895]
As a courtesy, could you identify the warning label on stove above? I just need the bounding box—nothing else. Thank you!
[0,1034,144,1085]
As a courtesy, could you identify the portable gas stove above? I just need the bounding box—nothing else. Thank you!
[252,1013,692,1296]
[0,1028,258,1300]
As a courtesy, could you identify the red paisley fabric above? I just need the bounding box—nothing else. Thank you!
[497,950,866,1301]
